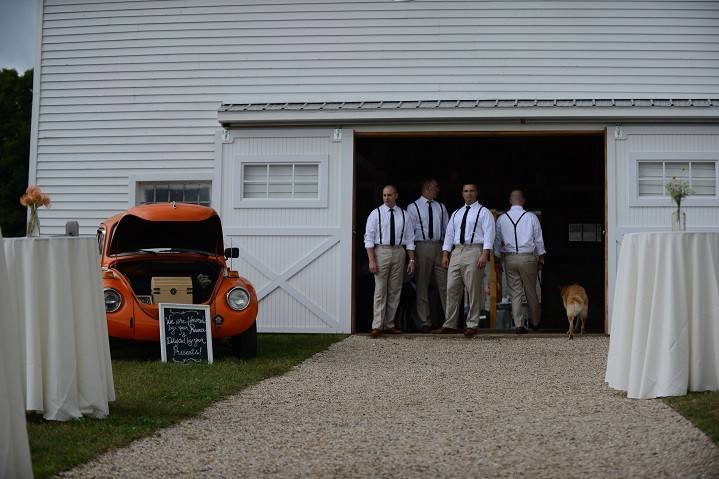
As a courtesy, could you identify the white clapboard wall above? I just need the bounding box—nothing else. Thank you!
[31,0,719,234]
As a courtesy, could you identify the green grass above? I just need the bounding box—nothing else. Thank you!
[664,391,719,445]
[26,333,346,479]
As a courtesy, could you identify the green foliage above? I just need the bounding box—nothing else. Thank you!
[26,333,346,478]
[0,68,33,237]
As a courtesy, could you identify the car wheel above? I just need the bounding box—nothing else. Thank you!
[230,322,257,359]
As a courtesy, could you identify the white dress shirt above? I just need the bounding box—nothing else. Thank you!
[364,204,416,251]
[494,205,546,255]
[407,196,449,242]
[442,201,495,252]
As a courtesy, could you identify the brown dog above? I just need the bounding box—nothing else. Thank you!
[560,284,588,339]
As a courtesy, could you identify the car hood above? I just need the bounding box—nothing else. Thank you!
[107,206,224,256]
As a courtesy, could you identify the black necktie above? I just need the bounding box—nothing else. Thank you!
[389,208,396,246]
[427,201,434,240]
[459,205,470,244]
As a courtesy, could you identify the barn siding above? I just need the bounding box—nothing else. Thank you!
[33,0,719,233]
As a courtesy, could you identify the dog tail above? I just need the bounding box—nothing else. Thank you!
[565,296,587,318]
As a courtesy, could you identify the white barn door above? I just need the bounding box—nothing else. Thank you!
[215,127,353,333]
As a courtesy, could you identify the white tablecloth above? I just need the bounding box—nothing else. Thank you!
[606,232,719,399]
[0,233,33,478]
[2,237,115,420]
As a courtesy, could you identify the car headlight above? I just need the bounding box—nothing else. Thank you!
[104,288,122,313]
[226,287,250,311]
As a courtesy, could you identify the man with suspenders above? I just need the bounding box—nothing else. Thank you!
[364,185,416,338]
[432,184,495,337]
[494,189,546,333]
[407,179,449,332]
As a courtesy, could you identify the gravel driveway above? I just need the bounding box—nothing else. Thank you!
[62,335,719,479]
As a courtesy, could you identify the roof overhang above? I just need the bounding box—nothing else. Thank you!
[218,98,719,127]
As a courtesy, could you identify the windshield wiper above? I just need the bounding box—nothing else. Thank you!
[113,249,159,257]
[163,248,211,256]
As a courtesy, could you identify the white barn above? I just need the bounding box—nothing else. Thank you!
[29,0,719,334]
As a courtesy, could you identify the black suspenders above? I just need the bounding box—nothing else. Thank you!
[377,207,405,246]
[412,202,425,240]
[503,211,528,252]
[470,206,484,244]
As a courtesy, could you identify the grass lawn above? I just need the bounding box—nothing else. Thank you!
[664,391,719,445]
[26,333,345,479]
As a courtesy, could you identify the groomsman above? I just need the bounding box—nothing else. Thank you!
[364,185,416,338]
[432,184,495,337]
[494,189,546,333]
[407,179,449,332]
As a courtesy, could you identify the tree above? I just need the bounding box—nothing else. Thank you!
[0,68,32,237]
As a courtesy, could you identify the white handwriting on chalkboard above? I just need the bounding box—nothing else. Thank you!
[163,308,210,363]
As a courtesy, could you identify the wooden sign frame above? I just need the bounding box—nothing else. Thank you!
[159,303,213,364]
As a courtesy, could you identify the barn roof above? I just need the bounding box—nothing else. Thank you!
[217,98,719,126]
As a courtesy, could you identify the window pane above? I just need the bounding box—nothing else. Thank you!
[638,162,663,179]
[169,186,184,202]
[268,182,292,198]
[638,179,664,196]
[691,162,716,179]
[198,186,211,204]
[243,182,268,198]
[268,164,293,183]
[665,162,690,178]
[244,165,268,182]
[294,164,319,181]
[184,186,200,203]
[140,185,155,203]
[294,183,319,198]
[155,184,170,202]
[692,179,716,196]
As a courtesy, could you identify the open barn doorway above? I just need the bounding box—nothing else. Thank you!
[352,132,606,334]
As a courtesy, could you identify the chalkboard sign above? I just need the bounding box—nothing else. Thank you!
[159,303,213,364]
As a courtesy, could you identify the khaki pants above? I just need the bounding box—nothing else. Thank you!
[372,246,406,330]
[442,244,484,329]
[504,253,541,328]
[414,241,448,328]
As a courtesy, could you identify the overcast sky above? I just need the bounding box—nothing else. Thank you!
[0,0,39,71]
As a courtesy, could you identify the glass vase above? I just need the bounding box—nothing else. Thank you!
[671,210,686,232]
[26,207,40,237]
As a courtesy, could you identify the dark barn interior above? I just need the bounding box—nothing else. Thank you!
[353,133,606,333]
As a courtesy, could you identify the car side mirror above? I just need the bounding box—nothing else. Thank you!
[224,247,239,259]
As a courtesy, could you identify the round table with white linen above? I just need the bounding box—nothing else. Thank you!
[2,236,115,421]
[0,232,33,478]
[605,232,719,399]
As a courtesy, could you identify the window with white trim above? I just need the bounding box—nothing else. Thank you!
[136,181,212,206]
[242,163,320,200]
[637,160,717,198]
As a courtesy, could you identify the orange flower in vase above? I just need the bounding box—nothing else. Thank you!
[20,185,51,236]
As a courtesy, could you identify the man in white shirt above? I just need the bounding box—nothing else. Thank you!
[364,185,416,338]
[407,179,449,332]
[431,184,495,338]
[494,189,546,333]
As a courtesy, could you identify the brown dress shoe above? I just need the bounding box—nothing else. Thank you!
[464,327,478,337]
[430,327,458,334]
[420,325,431,333]
[515,326,528,334]
[384,327,402,334]
[370,329,381,338]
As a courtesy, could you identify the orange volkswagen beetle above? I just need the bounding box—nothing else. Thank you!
[97,203,258,358]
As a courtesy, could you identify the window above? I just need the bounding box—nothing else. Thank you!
[568,223,603,242]
[242,163,319,200]
[136,181,211,206]
[234,155,329,208]
[638,161,717,198]
[96,226,105,255]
